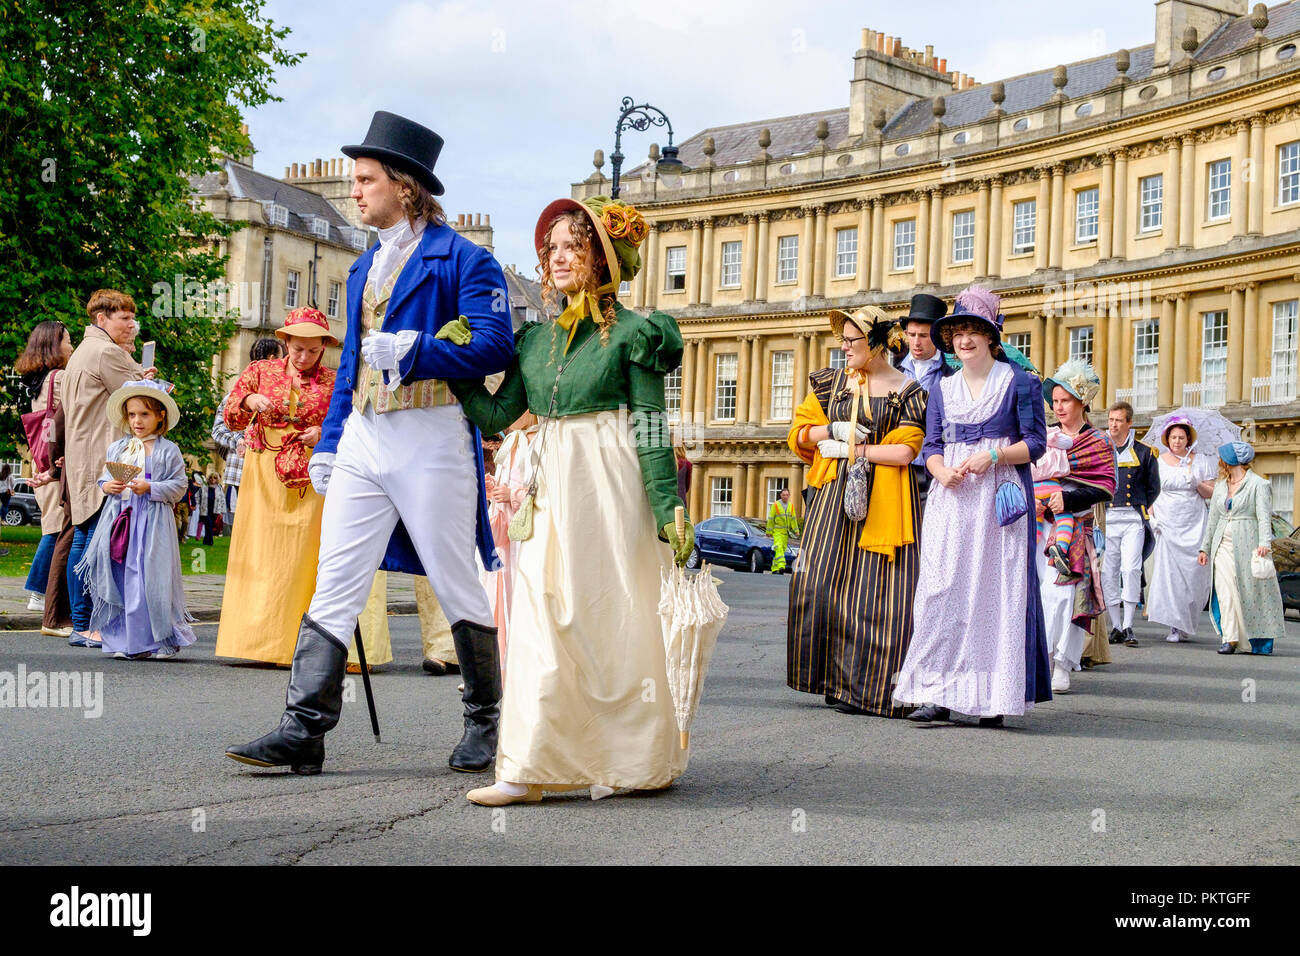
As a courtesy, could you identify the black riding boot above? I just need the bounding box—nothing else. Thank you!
[225,614,347,775]
[448,620,501,773]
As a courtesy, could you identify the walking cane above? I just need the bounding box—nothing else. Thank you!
[352,623,381,743]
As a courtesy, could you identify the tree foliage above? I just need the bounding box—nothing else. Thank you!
[0,0,301,464]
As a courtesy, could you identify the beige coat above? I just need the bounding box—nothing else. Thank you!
[29,369,67,534]
[62,325,142,525]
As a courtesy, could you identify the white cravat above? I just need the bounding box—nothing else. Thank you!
[368,217,426,293]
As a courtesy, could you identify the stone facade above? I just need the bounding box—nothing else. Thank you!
[572,1,1300,525]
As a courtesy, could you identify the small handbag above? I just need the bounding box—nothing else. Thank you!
[507,491,534,542]
[20,372,59,474]
[109,506,133,563]
[841,386,872,522]
[1251,551,1276,580]
[995,479,1029,527]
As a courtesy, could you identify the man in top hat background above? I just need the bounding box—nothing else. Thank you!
[228,110,514,776]
[1102,400,1161,647]
[896,292,953,504]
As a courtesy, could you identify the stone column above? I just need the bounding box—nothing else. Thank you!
[1112,149,1128,260]
[1048,163,1065,269]
[1248,114,1265,235]
[699,217,715,307]
[1042,312,1058,373]
[1098,152,1114,260]
[1179,133,1195,248]
[928,186,943,283]
[807,332,821,374]
[1232,119,1249,237]
[1034,313,1048,371]
[694,339,709,422]
[914,189,931,285]
[735,463,748,517]
[813,205,828,297]
[755,212,770,303]
[856,200,871,294]
[1164,136,1182,252]
[1035,166,1051,271]
[687,218,703,307]
[791,464,804,517]
[1172,293,1190,405]
[643,222,660,311]
[870,197,886,290]
[800,206,816,298]
[690,463,705,522]
[974,178,990,278]
[1105,303,1122,406]
[746,460,761,518]
[1186,294,1202,387]
[734,335,751,425]
[792,332,808,403]
[1242,281,1259,396]
[680,339,696,426]
[987,177,1003,278]
[1227,284,1245,403]
[632,257,646,309]
[748,336,764,425]
[1157,295,1175,405]
[742,213,758,302]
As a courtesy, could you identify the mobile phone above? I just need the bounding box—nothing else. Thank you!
[141,341,156,370]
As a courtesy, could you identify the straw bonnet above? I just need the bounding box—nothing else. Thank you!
[275,306,339,347]
[827,305,905,356]
[1042,358,1102,409]
[534,196,649,290]
[106,379,180,431]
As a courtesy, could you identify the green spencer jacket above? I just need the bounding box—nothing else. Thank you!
[448,302,686,531]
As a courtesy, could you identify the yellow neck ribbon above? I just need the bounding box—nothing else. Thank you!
[556,285,614,353]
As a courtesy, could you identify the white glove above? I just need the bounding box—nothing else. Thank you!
[308,453,336,496]
[830,420,869,443]
[360,331,419,391]
[817,439,849,459]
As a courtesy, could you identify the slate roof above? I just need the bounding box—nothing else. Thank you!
[627,1,1297,171]
[192,159,358,245]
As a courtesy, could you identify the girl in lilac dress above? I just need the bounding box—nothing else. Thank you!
[77,380,196,660]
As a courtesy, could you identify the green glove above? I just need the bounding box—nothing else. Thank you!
[662,516,695,568]
[435,315,472,345]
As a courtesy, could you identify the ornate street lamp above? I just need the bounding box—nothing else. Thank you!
[610,96,686,199]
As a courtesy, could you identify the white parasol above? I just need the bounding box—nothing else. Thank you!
[658,508,729,749]
[1140,407,1242,454]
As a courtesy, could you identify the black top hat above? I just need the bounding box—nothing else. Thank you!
[343,111,445,196]
[903,293,947,324]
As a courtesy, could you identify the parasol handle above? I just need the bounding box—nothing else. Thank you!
[680,731,689,750]
[675,505,685,543]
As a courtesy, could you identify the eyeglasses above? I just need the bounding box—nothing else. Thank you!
[840,334,865,347]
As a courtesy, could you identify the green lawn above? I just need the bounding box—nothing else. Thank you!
[0,522,230,578]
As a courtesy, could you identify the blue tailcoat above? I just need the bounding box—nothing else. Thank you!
[315,222,515,574]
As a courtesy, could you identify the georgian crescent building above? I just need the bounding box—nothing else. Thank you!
[570,0,1300,527]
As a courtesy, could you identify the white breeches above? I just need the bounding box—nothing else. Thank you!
[1102,507,1144,605]
[307,405,493,642]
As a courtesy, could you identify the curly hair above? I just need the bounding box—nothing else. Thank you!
[938,320,1000,356]
[537,211,617,349]
[380,162,446,226]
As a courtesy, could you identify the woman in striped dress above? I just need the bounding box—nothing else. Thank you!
[787,307,927,716]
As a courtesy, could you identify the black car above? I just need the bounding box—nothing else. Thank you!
[687,515,799,573]
[3,480,42,527]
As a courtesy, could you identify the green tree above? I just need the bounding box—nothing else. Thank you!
[0,0,301,464]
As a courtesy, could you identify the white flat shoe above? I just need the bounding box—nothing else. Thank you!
[1051,663,1070,693]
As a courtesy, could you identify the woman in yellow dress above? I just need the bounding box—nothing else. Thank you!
[215,308,338,665]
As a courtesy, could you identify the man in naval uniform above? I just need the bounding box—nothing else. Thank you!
[227,112,514,775]
[1101,401,1160,648]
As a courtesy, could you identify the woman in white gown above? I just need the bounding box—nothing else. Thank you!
[1146,418,1215,641]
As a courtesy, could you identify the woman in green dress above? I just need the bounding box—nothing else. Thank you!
[450,196,694,806]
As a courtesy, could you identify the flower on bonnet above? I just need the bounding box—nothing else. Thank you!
[954,285,1002,324]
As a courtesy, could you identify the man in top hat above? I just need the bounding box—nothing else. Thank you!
[1102,400,1160,647]
[896,293,953,503]
[227,111,514,776]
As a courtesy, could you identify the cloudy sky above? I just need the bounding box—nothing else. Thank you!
[248,0,1156,272]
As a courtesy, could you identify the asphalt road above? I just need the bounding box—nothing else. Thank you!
[1,569,1296,865]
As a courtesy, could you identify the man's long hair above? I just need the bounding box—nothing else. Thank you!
[381,162,446,226]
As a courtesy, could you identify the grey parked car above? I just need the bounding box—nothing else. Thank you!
[4,480,42,527]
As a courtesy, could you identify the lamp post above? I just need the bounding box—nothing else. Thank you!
[610,96,686,199]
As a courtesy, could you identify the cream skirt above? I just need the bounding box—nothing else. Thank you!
[496,411,688,789]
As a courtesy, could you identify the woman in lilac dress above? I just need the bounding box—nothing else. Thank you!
[77,380,196,659]
[893,287,1050,726]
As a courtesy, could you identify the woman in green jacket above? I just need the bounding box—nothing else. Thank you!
[451,196,693,806]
